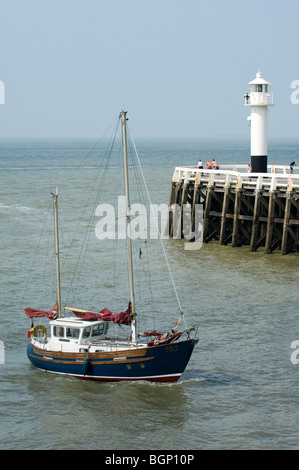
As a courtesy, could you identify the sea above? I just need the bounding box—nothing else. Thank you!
[0,135,298,451]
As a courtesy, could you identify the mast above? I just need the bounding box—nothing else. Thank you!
[120,111,137,342]
[52,189,62,319]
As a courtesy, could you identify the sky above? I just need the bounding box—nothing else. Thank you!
[0,0,299,139]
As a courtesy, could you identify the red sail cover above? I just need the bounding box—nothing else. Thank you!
[73,303,132,325]
[24,304,57,320]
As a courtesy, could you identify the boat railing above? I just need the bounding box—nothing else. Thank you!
[31,336,48,348]
[86,339,145,348]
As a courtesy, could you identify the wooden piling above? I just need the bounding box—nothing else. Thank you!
[265,191,275,254]
[281,184,292,256]
[167,166,299,255]
[249,186,262,252]
[232,188,241,247]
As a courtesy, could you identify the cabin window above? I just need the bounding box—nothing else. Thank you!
[82,327,91,339]
[66,328,80,339]
[91,324,104,337]
[53,326,65,337]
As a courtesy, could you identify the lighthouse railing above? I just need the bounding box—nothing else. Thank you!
[244,93,274,106]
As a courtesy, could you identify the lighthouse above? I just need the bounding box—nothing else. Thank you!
[244,71,274,173]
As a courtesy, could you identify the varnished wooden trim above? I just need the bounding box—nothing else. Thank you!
[32,344,148,360]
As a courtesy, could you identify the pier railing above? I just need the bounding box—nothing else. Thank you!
[171,165,299,193]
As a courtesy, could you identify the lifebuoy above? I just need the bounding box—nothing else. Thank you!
[27,325,47,338]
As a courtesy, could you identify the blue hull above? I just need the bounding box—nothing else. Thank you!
[27,338,198,382]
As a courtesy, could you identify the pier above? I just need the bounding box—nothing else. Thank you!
[167,165,299,255]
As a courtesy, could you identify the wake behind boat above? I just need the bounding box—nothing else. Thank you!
[24,111,198,382]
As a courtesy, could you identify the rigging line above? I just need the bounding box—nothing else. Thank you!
[64,118,121,306]
[20,201,53,308]
[71,116,120,172]
[67,117,121,253]
[127,124,185,321]
[126,139,162,320]
[60,119,120,279]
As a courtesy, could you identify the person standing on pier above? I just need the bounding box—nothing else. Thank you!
[206,160,212,169]
[290,161,296,174]
[197,159,203,169]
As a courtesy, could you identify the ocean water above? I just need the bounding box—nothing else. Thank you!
[0,136,298,450]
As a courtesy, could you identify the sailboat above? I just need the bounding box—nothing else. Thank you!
[24,111,198,382]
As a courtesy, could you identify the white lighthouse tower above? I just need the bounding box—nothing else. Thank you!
[244,70,274,173]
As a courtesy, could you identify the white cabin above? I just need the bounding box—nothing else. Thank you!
[31,317,110,353]
[50,317,110,351]
[30,316,148,353]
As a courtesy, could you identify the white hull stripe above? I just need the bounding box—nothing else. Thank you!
[35,367,181,380]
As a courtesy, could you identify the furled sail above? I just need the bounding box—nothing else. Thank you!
[24,304,57,320]
[68,302,133,325]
